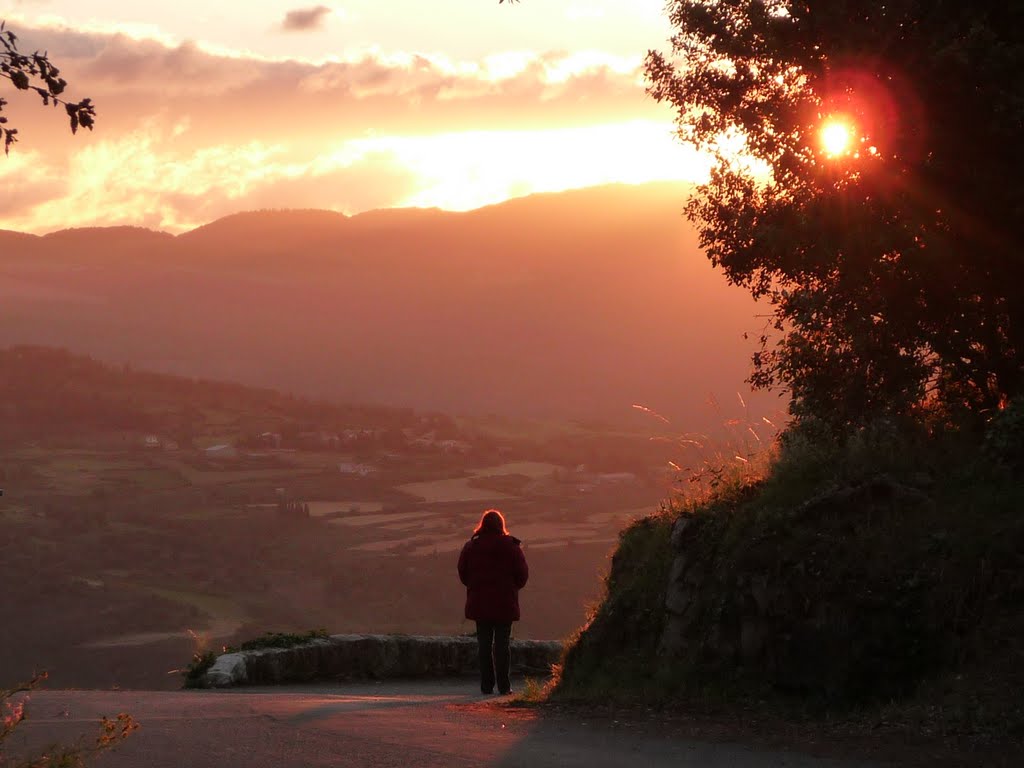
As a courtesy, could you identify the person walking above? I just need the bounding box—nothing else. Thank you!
[457,508,529,695]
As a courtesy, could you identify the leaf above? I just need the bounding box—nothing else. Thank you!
[3,127,17,155]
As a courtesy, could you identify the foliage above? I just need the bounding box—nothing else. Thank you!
[554,421,1024,745]
[233,629,329,652]
[1,673,137,768]
[182,651,219,688]
[517,675,549,703]
[983,398,1024,471]
[0,22,95,154]
[554,514,676,701]
[646,1,1024,429]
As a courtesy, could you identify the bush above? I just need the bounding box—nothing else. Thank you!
[554,420,1024,738]
[984,399,1024,470]
[236,629,329,652]
[553,514,675,702]
[183,650,218,688]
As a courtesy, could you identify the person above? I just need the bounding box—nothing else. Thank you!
[457,508,529,695]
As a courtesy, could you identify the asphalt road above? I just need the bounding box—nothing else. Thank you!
[9,680,877,767]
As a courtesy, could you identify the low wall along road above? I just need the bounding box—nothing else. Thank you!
[195,634,563,688]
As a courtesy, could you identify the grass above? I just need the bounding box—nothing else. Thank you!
[509,674,556,706]
[552,512,676,703]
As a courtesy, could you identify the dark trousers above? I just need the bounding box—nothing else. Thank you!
[475,621,512,694]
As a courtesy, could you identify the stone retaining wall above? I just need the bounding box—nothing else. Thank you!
[656,477,945,700]
[198,634,563,688]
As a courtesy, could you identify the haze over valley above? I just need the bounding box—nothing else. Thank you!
[0,182,772,432]
[2,345,701,689]
[0,183,780,689]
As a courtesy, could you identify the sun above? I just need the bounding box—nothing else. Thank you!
[820,120,854,156]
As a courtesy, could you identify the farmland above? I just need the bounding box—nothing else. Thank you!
[1,348,678,689]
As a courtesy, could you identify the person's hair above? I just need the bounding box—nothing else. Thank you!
[474,508,508,536]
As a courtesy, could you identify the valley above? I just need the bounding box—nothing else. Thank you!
[1,348,679,689]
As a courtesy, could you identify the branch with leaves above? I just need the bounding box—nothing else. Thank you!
[1,673,137,768]
[0,21,95,155]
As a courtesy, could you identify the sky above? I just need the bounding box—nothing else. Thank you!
[0,1,708,234]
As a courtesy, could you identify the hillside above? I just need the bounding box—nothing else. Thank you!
[553,414,1024,765]
[0,346,419,445]
[0,183,771,432]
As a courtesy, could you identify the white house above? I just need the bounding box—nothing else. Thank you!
[205,444,238,460]
[338,462,378,476]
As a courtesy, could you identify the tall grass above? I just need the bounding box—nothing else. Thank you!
[637,393,784,514]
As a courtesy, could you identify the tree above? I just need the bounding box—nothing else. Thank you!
[0,21,95,154]
[645,1,1024,427]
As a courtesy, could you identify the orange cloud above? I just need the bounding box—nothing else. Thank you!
[0,23,703,234]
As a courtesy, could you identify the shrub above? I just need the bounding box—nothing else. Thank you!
[236,629,329,652]
[182,650,218,688]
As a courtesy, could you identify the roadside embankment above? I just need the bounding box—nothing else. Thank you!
[192,634,561,688]
[554,415,1024,758]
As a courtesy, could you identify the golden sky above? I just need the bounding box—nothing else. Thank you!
[0,2,709,233]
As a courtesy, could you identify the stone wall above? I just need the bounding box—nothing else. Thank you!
[657,476,945,701]
[197,634,563,688]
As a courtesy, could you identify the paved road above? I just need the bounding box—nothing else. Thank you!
[10,680,876,767]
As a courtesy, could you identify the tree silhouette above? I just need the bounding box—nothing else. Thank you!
[0,21,95,154]
[646,1,1024,427]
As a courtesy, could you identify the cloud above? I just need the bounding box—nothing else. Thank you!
[0,116,707,235]
[0,22,702,234]
[0,150,68,218]
[13,21,648,106]
[0,117,426,233]
[281,5,333,32]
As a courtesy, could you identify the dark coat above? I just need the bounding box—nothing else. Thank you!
[457,531,529,623]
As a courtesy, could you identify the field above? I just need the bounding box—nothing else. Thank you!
[2,441,668,690]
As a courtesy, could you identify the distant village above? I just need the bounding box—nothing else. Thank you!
[136,416,669,501]
[140,419,474,468]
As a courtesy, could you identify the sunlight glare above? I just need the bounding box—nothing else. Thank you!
[335,121,714,212]
[820,120,854,157]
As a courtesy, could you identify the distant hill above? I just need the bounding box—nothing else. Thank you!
[0,183,774,431]
[0,346,422,446]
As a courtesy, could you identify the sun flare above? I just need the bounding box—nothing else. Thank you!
[820,120,854,156]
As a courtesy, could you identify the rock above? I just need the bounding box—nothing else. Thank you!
[740,618,767,662]
[670,517,691,550]
[796,475,935,523]
[910,471,934,489]
[203,652,247,688]
[664,556,690,614]
[658,615,689,656]
[749,576,769,615]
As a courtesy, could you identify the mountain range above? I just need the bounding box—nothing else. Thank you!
[0,182,777,432]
